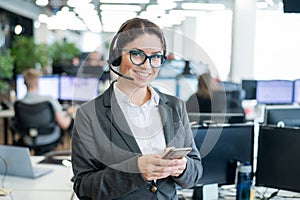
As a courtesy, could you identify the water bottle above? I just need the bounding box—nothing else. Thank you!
[236,162,252,200]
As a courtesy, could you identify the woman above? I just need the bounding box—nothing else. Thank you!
[71,18,203,200]
[186,72,220,113]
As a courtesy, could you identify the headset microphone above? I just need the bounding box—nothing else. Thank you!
[108,64,134,81]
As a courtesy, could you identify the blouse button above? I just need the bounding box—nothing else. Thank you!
[150,185,157,193]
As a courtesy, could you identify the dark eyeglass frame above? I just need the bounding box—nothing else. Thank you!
[123,49,166,68]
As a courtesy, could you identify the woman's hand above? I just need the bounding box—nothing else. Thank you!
[137,154,187,181]
[169,157,187,177]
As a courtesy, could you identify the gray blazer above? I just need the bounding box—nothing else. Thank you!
[72,82,203,200]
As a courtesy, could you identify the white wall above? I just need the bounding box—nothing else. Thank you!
[254,10,300,80]
[230,0,256,82]
[195,11,233,80]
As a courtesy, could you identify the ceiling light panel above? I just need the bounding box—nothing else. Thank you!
[36,0,49,7]
[100,4,142,12]
[181,3,225,11]
[99,0,149,3]
[157,0,177,10]
[101,11,137,18]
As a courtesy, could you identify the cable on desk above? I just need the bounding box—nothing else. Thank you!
[254,187,268,199]
[218,185,237,199]
[268,190,279,199]
[255,188,279,200]
[0,153,13,200]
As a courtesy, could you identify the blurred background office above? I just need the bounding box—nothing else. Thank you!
[1,0,300,141]
[2,2,300,200]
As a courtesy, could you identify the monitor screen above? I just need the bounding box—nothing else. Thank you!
[264,105,300,127]
[16,75,60,100]
[219,81,240,92]
[52,65,79,76]
[256,80,294,104]
[59,76,99,102]
[241,80,257,100]
[188,112,245,125]
[256,125,300,192]
[192,124,254,186]
[293,79,300,103]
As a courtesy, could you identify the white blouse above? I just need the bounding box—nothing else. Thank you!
[114,84,166,156]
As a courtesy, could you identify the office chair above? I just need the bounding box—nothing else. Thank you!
[11,101,62,155]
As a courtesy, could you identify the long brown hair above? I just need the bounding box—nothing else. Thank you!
[196,72,219,99]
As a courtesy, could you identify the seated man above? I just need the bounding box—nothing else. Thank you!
[14,68,73,150]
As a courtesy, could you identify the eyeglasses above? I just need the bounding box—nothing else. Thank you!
[125,49,166,68]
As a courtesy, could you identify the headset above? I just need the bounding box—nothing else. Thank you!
[107,20,129,67]
[106,18,167,80]
[107,34,122,67]
[106,21,136,80]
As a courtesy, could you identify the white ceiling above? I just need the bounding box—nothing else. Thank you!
[1,0,284,33]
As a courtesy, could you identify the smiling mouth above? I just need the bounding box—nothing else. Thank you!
[134,70,151,78]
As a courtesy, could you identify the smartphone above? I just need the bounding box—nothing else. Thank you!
[162,147,192,159]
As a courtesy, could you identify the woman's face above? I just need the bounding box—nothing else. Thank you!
[119,33,164,88]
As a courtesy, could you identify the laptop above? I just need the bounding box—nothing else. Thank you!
[0,145,53,179]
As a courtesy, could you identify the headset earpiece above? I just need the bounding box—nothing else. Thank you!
[110,48,122,66]
[107,33,122,66]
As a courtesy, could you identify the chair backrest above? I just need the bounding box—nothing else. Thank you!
[14,101,57,136]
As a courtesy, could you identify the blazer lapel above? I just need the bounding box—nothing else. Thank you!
[158,95,176,147]
[102,83,141,154]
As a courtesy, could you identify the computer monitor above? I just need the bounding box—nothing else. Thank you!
[256,80,294,105]
[293,79,300,103]
[255,125,300,193]
[241,80,257,100]
[59,76,99,102]
[16,75,60,100]
[188,112,245,125]
[264,105,300,127]
[192,123,254,186]
[52,65,79,76]
[219,81,240,92]
[213,90,245,113]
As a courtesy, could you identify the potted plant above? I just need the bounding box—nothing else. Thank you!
[11,36,50,75]
[50,41,80,67]
[0,49,14,105]
[35,42,51,73]
[11,36,36,74]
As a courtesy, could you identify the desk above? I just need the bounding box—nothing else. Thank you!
[179,186,300,200]
[0,156,77,200]
[0,109,14,145]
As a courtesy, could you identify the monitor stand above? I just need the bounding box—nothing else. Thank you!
[192,183,218,200]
